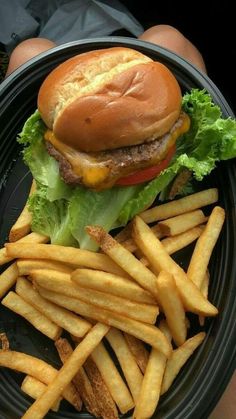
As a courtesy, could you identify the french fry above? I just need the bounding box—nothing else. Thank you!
[38,287,172,357]
[0,332,9,351]
[199,271,210,326]
[21,376,61,412]
[0,262,19,299]
[158,210,207,236]
[55,337,118,419]
[79,364,101,418]
[140,188,218,223]
[31,268,80,295]
[71,287,158,324]
[32,269,159,324]
[132,216,218,317]
[0,350,82,410]
[86,226,159,300]
[161,332,206,395]
[2,291,62,340]
[123,333,149,374]
[90,341,134,413]
[72,268,156,305]
[106,328,143,403]
[156,271,187,346]
[158,319,172,343]
[133,347,166,419]
[21,323,109,419]
[138,226,204,267]
[187,206,225,289]
[55,338,99,417]
[120,237,139,253]
[114,222,133,242]
[161,226,204,255]
[0,232,48,266]
[84,357,118,419]
[5,243,127,277]
[16,277,91,338]
[17,259,73,276]
[8,180,36,242]
[121,224,163,253]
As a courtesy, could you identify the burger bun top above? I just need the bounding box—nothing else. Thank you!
[38,47,182,152]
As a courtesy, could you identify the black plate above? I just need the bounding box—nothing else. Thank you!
[0,37,236,419]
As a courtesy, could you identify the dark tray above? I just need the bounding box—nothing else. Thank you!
[0,37,236,419]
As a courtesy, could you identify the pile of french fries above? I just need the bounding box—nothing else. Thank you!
[0,185,225,419]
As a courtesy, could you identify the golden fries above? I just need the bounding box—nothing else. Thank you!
[0,187,225,417]
[0,232,48,266]
[158,319,172,343]
[21,376,62,412]
[86,226,159,300]
[0,350,82,410]
[106,328,143,403]
[132,216,218,317]
[67,287,158,324]
[123,333,149,374]
[55,338,99,417]
[90,341,134,413]
[158,209,207,236]
[5,243,127,276]
[55,337,118,419]
[161,226,203,255]
[32,269,158,324]
[16,277,91,337]
[2,290,62,340]
[199,271,210,326]
[136,226,204,268]
[140,188,218,223]
[133,347,166,419]
[37,287,171,357]
[156,271,187,346]
[121,224,163,253]
[0,262,19,299]
[187,206,225,289]
[84,357,118,419]
[0,332,9,351]
[71,268,156,304]
[161,332,206,395]
[21,323,109,419]
[17,258,74,276]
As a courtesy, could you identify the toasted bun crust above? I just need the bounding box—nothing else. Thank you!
[38,47,182,152]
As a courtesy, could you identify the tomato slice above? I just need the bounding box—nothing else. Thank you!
[116,145,176,186]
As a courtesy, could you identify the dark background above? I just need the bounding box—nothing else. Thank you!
[121,0,235,114]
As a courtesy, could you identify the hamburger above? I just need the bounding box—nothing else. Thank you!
[18,46,236,250]
[37,47,190,190]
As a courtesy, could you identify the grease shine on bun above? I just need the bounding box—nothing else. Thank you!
[38,47,182,152]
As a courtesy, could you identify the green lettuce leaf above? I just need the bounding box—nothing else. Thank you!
[69,184,142,251]
[18,110,71,201]
[29,186,77,247]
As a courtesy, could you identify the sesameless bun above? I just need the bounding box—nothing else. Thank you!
[38,47,182,152]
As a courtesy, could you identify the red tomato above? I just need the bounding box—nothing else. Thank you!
[116,145,176,186]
